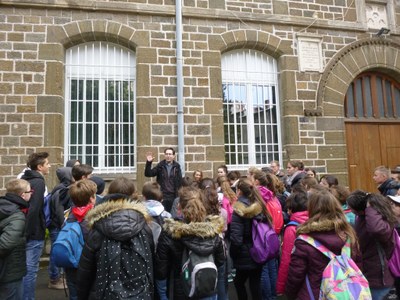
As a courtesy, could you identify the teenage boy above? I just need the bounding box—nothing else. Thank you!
[0,179,31,300]
[21,152,51,300]
[64,179,97,300]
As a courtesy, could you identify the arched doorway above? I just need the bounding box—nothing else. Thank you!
[345,72,400,192]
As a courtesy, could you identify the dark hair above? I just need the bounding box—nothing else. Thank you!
[108,176,138,200]
[71,164,94,181]
[237,178,273,224]
[320,174,339,187]
[286,190,308,213]
[26,152,49,170]
[288,160,304,170]
[227,170,241,181]
[304,168,317,178]
[300,176,319,190]
[89,176,105,195]
[142,181,163,201]
[164,147,175,155]
[329,185,350,206]
[69,179,97,207]
[347,190,397,227]
[217,164,228,174]
[199,178,220,216]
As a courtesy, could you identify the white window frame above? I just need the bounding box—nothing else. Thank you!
[64,42,136,174]
[222,49,282,171]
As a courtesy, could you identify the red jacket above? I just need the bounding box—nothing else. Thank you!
[276,211,309,294]
[285,221,362,300]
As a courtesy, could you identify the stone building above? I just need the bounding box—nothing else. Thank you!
[0,0,399,193]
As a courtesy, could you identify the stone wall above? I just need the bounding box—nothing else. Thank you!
[0,0,399,192]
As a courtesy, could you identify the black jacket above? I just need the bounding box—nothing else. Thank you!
[22,169,46,240]
[230,196,265,271]
[0,193,28,283]
[378,178,400,196]
[76,198,153,300]
[155,215,225,300]
[145,160,182,197]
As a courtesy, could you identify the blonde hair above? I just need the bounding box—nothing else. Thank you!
[5,179,30,195]
[216,176,237,204]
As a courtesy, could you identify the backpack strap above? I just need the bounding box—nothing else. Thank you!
[298,234,352,259]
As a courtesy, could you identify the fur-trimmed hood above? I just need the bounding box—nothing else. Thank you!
[233,197,263,219]
[162,215,224,256]
[86,198,151,241]
[297,218,336,235]
[163,215,224,239]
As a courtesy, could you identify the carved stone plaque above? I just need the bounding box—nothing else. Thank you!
[297,36,323,72]
[366,4,388,29]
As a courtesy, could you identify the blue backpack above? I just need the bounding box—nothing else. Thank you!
[50,221,84,268]
[43,193,52,228]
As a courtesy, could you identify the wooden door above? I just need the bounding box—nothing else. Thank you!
[345,122,400,192]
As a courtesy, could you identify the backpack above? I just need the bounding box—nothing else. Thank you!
[181,247,218,298]
[249,218,280,264]
[297,234,371,300]
[43,192,52,228]
[96,232,153,300]
[50,221,84,268]
[387,229,400,277]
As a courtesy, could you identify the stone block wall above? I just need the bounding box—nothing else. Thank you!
[0,0,399,192]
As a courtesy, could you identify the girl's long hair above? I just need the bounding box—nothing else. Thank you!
[217,176,237,204]
[305,189,358,247]
[237,178,273,224]
[179,186,207,222]
[347,190,397,227]
[198,178,220,216]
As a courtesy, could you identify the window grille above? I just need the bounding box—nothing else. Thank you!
[345,72,400,119]
[65,42,136,174]
[222,50,282,170]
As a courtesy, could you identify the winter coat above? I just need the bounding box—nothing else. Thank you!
[230,196,265,271]
[21,169,46,240]
[145,160,182,198]
[276,210,309,294]
[257,186,283,234]
[76,198,154,300]
[285,219,362,300]
[0,193,28,283]
[49,167,73,229]
[285,171,306,193]
[355,206,394,288]
[378,178,400,196]
[155,215,225,300]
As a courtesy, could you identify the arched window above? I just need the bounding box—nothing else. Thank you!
[221,50,282,170]
[345,72,400,119]
[65,42,136,173]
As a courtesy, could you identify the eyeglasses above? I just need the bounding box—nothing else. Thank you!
[24,190,34,194]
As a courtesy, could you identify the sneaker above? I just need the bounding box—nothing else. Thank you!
[48,278,65,290]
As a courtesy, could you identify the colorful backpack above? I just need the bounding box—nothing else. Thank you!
[297,234,371,300]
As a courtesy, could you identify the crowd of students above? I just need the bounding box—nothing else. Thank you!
[1,150,400,300]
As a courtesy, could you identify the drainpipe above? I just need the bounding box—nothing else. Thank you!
[176,0,185,175]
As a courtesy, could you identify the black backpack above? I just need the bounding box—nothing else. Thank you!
[95,231,154,300]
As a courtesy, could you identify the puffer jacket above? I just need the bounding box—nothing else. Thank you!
[155,215,225,300]
[285,219,362,300]
[21,169,46,240]
[0,193,28,283]
[76,198,154,300]
[230,196,266,271]
[276,210,309,294]
[355,206,394,288]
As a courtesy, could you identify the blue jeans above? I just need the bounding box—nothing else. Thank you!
[155,279,168,300]
[261,258,278,300]
[23,239,45,300]
[217,263,228,300]
[65,268,77,300]
[370,286,391,300]
[0,279,24,300]
[48,227,61,280]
